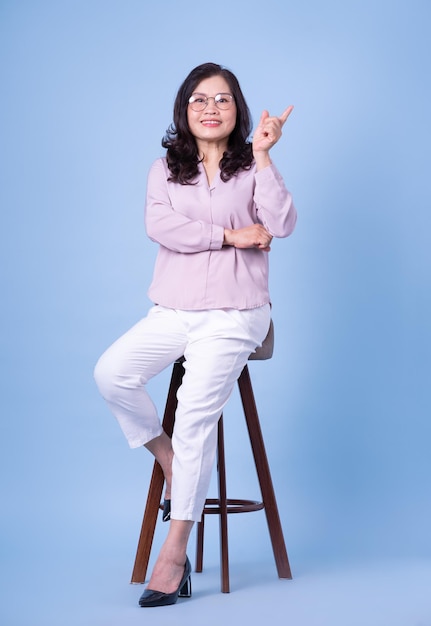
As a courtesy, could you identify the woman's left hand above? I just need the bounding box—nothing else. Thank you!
[252,106,294,156]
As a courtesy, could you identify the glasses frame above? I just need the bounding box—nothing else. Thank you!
[188,92,235,112]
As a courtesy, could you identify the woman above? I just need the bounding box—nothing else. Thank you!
[94,62,297,607]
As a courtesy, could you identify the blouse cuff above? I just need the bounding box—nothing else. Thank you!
[210,223,225,250]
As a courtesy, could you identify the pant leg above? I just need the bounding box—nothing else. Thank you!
[93,305,188,448]
[170,305,271,521]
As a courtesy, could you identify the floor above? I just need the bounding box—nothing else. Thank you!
[2,536,430,626]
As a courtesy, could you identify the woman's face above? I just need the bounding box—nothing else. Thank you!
[187,75,237,148]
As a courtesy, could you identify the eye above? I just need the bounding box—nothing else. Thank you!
[216,94,232,104]
[189,94,206,104]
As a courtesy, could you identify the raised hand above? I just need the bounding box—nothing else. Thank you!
[252,106,294,158]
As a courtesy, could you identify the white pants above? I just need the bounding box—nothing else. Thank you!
[94,304,270,521]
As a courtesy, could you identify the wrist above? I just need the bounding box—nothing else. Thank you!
[253,151,272,170]
[223,228,234,246]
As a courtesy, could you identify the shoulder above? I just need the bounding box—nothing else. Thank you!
[147,157,170,184]
[149,156,168,174]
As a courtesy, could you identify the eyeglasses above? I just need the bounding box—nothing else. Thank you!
[188,92,235,112]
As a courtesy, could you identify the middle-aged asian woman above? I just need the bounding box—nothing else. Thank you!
[94,62,297,607]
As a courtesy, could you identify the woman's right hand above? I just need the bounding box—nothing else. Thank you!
[223,224,273,251]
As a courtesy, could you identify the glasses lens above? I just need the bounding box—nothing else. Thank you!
[214,94,233,109]
[188,94,206,111]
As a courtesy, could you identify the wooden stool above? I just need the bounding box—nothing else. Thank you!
[130,321,292,592]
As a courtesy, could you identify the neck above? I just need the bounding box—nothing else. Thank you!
[197,139,228,165]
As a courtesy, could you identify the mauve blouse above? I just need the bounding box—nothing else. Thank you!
[145,157,296,310]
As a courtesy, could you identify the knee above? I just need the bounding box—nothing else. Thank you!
[93,350,117,400]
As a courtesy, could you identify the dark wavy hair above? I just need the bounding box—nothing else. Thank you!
[162,62,254,184]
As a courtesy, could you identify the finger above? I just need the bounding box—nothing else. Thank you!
[258,109,270,126]
[278,105,294,125]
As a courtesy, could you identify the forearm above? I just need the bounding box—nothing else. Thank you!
[253,150,272,171]
[147,209,224,253]
[254,164,297,238]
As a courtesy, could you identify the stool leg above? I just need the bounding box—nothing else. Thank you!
[195,513,205,573]
[130,361,184,583]
[217,415,230,593]
[130,461,164,583]
[238,365,293,580]
[195,416,230,591]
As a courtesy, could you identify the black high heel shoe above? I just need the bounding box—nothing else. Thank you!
[138,557,192,607]
[162,499,171,522]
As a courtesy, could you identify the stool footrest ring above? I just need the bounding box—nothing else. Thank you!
[203,498,264,515]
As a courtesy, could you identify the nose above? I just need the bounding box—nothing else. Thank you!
[204,97,218,114]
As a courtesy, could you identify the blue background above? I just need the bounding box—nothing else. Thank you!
[1,1,430,624]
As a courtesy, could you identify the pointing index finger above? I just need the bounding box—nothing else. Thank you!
[279,105,294,125]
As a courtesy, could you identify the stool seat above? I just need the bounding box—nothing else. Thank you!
[249,318,274,360]
[130,320,292,592]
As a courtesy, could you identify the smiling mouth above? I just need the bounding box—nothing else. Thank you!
[201,120,221,126]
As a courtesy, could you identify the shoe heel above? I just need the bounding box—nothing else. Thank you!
[178,576,192,598]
